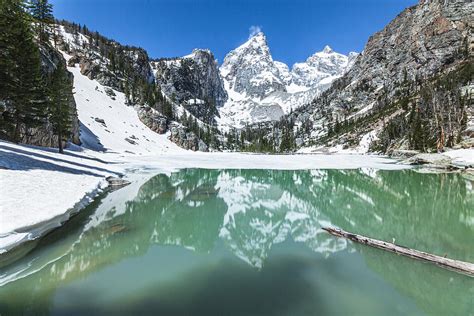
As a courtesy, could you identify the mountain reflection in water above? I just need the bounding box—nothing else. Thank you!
[0,169,473,315]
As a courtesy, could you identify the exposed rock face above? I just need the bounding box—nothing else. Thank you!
[169,123,209,152]
[292,0,473,152]
[349,0,471,92]
[218,32,357,127]
[59,24,154,94]
[23,43,80,147]
[151,50,227,124]
[136,105,168,135]
[74,49,153,93]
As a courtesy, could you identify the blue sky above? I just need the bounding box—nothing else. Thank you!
[51,0,417,66]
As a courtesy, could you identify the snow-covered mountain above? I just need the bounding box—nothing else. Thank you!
[218,32,357,128]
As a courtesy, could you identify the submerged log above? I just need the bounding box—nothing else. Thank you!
[322,227,474,277]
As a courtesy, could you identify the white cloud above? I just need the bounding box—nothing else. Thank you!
[249,25,262,39]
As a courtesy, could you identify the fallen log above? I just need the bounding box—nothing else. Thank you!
[322,227,474,277]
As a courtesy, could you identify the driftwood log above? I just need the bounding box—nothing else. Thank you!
[323,227,474,277]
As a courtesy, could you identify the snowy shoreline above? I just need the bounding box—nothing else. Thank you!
[1,139,473,257]
[0,141,122,254]
[0,139,407,256]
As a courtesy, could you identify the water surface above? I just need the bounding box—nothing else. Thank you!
[0,169,473,315]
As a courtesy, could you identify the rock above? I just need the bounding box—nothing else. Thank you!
[221,33,286,100]
[67,54,81,67]
[390,149,420,159]
[404,153,454,169]
[107,223,129,235]
[136,106,168,134]
[94,118,106,124]
[169,123,209,152]
[125,137,138,145]
[295,138,304,147]
[106,176,131,188]
[104,87,116,98]
[198,139,209,152]
[462,126,474,138]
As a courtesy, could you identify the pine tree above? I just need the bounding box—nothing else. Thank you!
[181,111,188,126]
[162,99,173,119]
[124,81,131,105]
[28,0,54,43]
[0,0,16,135]
[0,0,47,142]
[48,64,71,153]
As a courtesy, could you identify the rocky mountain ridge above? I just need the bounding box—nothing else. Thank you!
[284,0,474,154]
[151,49,228,124]
[218,32,357,127]
[10,0,471,154]
[53,22,358,151]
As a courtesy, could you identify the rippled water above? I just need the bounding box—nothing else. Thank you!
[0,169,473,315]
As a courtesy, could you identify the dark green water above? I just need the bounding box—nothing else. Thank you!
[0,169,473,315]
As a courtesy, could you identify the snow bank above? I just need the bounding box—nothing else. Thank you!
[68,66,183,156]
[0,141,120,253]
[444,149,474,167]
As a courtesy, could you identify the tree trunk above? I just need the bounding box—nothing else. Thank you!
[58,126,63,154]
[323,227,474,277]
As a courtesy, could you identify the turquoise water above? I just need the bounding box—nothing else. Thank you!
[0,169,473,315]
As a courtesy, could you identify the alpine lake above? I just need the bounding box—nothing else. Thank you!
[0,168,473,315]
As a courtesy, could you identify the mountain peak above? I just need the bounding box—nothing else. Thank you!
[250,31,265,39]
[246,31,267,48]
[322,45,333,54]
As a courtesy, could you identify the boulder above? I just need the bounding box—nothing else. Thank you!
[104,87,116,99]
[403,153,463,171]
[106,176,131,188]
[390,149,420,159]
[136,106,168,134]
[125,137,138,145]
[94,118,106,125]
[169,123,209,152]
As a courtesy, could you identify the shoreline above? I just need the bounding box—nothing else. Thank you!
[1,139,472,261]
[0,180,108,256]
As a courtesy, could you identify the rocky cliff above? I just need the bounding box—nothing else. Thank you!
[290,0,473,153]
[151,49,227,124]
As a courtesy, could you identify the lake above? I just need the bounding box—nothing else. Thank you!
[0,168,473,315]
